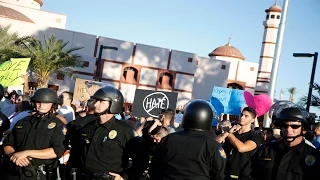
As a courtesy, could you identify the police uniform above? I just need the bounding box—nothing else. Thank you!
[149,99,226,180]
[251,106,320,180]
[2,113,65,180]
[65,114,99,179]
[78,116,134,180]
[251,139,320,180]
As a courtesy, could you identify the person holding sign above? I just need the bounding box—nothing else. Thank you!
[149,99,226,180]
[215,107,262,180]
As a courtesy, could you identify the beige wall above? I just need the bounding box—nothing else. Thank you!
[134,44,170,69]
[169,50,197,74]
[192,57,230,100]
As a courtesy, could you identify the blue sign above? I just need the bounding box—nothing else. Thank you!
[210,86,245,116]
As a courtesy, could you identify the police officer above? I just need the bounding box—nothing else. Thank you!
[2,88,65,180]
[251,105,320,180]
[149,99,226,180]
[65,99,99,180]
[77,86,134,180]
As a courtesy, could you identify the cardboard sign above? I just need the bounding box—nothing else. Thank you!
[73,78,111,101]
[0,58,30,87]
[131,89,178,118]
[210,86,245,116]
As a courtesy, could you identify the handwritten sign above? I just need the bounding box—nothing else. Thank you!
[131,89,178,118]
[210,86,245,116]
[73,78,110,101]
[0,58,30,87]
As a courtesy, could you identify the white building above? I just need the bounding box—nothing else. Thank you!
[255,3,282,95]
[0,0,281,108]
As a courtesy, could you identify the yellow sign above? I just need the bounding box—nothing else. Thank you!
[0,58,31,87]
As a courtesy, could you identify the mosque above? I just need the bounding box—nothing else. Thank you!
[0,0,282,108]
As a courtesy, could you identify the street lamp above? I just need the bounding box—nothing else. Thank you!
[95,45,118,81]
[292,52,318,112]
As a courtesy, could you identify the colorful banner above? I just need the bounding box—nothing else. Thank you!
[210,86,245,116]
[244,91,272,117]
[0,58,31,87]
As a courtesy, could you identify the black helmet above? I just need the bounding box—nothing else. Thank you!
[0,84,4,100]
[181,99,215,131]
[274,106,309,128]
[91,85,124,114]
[270,101,296,126]
[31,88,57,103]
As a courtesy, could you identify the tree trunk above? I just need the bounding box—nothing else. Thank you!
[36,75,50,88]
[289,94,293,102]
[23,75,29,95]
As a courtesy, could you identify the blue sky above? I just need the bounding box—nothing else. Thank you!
[42,0,320,113]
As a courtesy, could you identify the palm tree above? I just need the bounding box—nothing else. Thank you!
[0,25,32,63]
[300,83,320,108]
[23,35,84,88]
[287,87,297,102]
[279,89,285,100]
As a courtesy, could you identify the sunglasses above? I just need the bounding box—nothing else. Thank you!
[281,123,302,129]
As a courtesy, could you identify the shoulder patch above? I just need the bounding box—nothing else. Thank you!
[219,147,227,159]
[16,125,23,129]
[305,155,316,166]
[62,126,67,135]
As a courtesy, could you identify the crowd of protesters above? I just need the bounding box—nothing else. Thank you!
[0,84,319,180]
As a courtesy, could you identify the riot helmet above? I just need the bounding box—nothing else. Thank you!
[91,85,124,114]
[181,99,215,131]
[31,88,57,103]
[275,106,309,128]
[273,103,309,128]
[0,84,4,100]
[269,101,295,127]
[274,105,310,142]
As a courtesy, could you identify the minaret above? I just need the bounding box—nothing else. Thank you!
[255,3,282,95]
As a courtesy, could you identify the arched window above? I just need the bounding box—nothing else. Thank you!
[266,15,269,19]
[277,15,280,19]
[271,15,275,19]
[123,66,138,83]
[159,72,173,89]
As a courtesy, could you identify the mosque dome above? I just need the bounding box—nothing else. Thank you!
[208,38,245,60]
[0,5,34,23]
[265,3,282,13]
[34,0,44,7]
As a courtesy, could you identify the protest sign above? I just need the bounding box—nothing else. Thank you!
[131,89,178,118]
[210,86,245,116]
[244,91,272,117]
[73,78,112,101]
[0,58,30,87]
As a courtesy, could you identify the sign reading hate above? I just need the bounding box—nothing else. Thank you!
[132,89,178,118]
[0,58,30,87]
